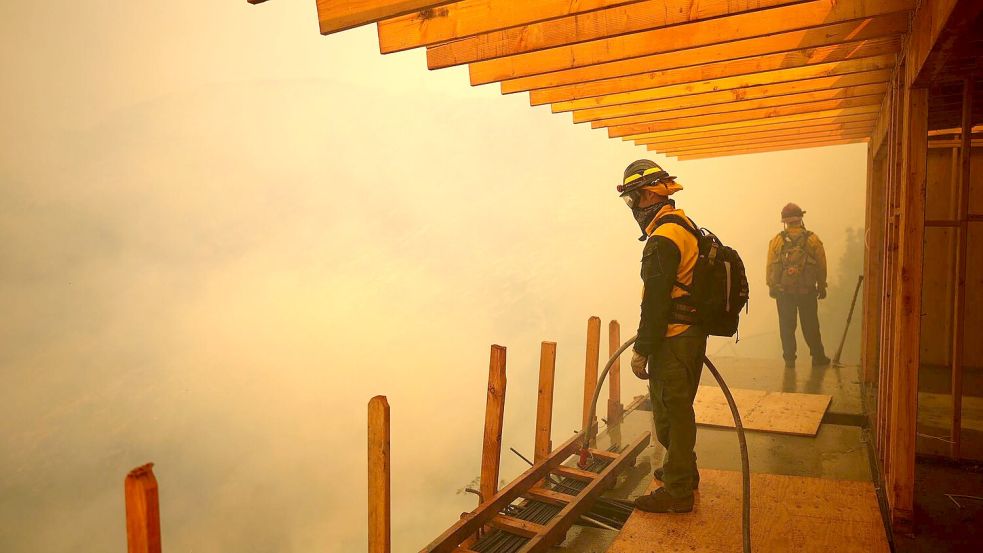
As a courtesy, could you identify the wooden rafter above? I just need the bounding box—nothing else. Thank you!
[573,71,892,125]
[652,126,873,152]
[426,0,805,69]
[498,15,908,91]
[467,0,913,84]
[637,119,876,145]
[675,137,868,159]
[377,0,643,53]
[657,129,873,155]
[629,113,879,142]
[607,95,885,137]
[315,0,462,35]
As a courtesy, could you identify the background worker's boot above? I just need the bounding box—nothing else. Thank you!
[784,356,795,369]
[654,467,700,489]
[812,355,831,368]
[634,487,694,513]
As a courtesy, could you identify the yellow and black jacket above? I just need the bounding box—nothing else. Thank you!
[766,226,827,295]
[635,204,701,357]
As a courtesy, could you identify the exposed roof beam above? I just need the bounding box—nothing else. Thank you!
[907,0,983,87]
[674,137,868,159]
[377,0,644,53]
[639,121,876,147]
[612,102,883,138]
[595,83,888,130]
[569,69,892,124]
[530,38,901,105]
[467,0,914,83]
[426,0,806,68]
[315,0,462,35]
[498,15,908,91]
[627,113,879,142]
[657,129,872,155]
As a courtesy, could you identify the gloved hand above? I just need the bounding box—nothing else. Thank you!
[769,287,777,299]
[631,351,649,379]
[818,288,827,300]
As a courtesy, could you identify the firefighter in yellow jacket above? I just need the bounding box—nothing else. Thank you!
[619,160,707,514]
[766,203,830,370]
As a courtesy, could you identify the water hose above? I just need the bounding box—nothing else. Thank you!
[580,334,751,553]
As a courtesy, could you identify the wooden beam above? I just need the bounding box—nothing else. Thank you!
[368,396,391,553]
[480,345,507,504]
[668,134,870,157]
[607,320,623,425]
[519,433,651,552]
[554,465,600,482]
[640,120,875,148]
[377,0,642,53]
[529,38,901,104]
[621,107,880,141]
[523,486,575,506]
[124,464,161,553]
[906,0,983,87]
[553,56,896,113]
[886,86,927,532]
[576,74,892,125]
[535,341,557,463]
[675,138,868,159]
[861,143,886,386]
[315,0,461,35]
[870,90,892,157]
[427,0,804,68]
[950,77,973,459]
[489,515,546,538]
[633,115,878,144]
[656,129,873,155]
[499,15,909,91]
[583,317,601,434]
[419,433,588,552]
[468,0,914,84]
[608,95,885,137]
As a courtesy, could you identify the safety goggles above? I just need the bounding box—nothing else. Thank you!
[618,167,669,208]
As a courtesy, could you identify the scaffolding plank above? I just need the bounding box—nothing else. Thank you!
[426,0,803,68]
[468,0,913,83]
[606,471,890,553]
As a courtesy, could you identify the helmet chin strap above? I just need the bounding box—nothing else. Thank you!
[632,199,674,241]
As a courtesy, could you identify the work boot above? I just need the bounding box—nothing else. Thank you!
[654,467,700,489]
[633,487,694,513]
[784,357,795,369]
[812,355,831,368]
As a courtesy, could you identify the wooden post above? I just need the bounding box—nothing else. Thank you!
[535,342,556,462]
[582,317,601,433]
[368,396,391,553]
[607,320,624,425]
[950,76,973,459]
[481,345,507,504]
[886,84,927,533]
[124,464,161,553]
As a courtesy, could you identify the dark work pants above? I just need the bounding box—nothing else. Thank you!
[776,293,826,362]
[647,327,708,498]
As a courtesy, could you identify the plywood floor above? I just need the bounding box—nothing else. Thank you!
[606,470,890,553]
[695,386,831,436]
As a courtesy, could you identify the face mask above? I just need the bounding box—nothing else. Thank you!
[631,200,672,241]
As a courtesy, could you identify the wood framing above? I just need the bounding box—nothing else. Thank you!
[642,121,875,149]
[583,317,601,433]
[607,320,623,425]
[535,341,557,462]
[315,1,461,35]
[674,138,868,160]
[632,114,878,144]
[124,464,162,553]
[480,345,507,504]
[368,396,392,553]
[621,107,881,141]
[657,130,873,156]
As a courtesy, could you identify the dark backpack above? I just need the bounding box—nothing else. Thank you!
[656,215,750,338]
[778,230,817,292]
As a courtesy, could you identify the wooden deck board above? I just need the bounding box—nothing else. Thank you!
[695,386,832,437]
[606,470,889,553]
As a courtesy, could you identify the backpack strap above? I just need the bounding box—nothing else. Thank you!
[654,214,702,242]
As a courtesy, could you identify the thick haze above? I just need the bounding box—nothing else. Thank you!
[0,2,867,551]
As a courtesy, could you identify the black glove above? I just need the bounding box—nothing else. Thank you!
[818,288,827,300]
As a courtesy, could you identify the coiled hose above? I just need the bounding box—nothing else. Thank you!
[581,334,751,553]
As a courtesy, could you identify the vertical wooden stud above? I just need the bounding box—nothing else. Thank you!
[582,317,601,433]
[886,84,927,533]
[950,77,973,459]
[368,396,391,553]
[534,341,557,463]
[607,320,624,425]
[480,345,507,504]
[124,464,161,553]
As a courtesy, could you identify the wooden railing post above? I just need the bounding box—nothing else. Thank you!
[124,464,161,553]
[535,342,557,462]
[481,345,508,504]
[582,317,601,433]
[368,396,391,553]
[607,320,624,425]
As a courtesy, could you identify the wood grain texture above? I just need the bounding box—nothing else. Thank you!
[368,396,391,553]
[316,0,461,35]
[607,320,623,425]
[691,386,832,436]
[468,0,914,83]
[640,120,875,147]
[606,470,890,553]
[583,317,601,434]
[676,138,868,159]
[535,341,557,463]
[630,113,878,142]
[658,129,873,155]
[480,345,507,504]
[124,464,161,553]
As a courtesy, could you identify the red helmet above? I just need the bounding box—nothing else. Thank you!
[781,202,805,223]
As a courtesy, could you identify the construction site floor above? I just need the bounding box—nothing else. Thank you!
[560,356,876,552]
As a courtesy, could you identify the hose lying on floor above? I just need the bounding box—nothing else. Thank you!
[581,334,751,553]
